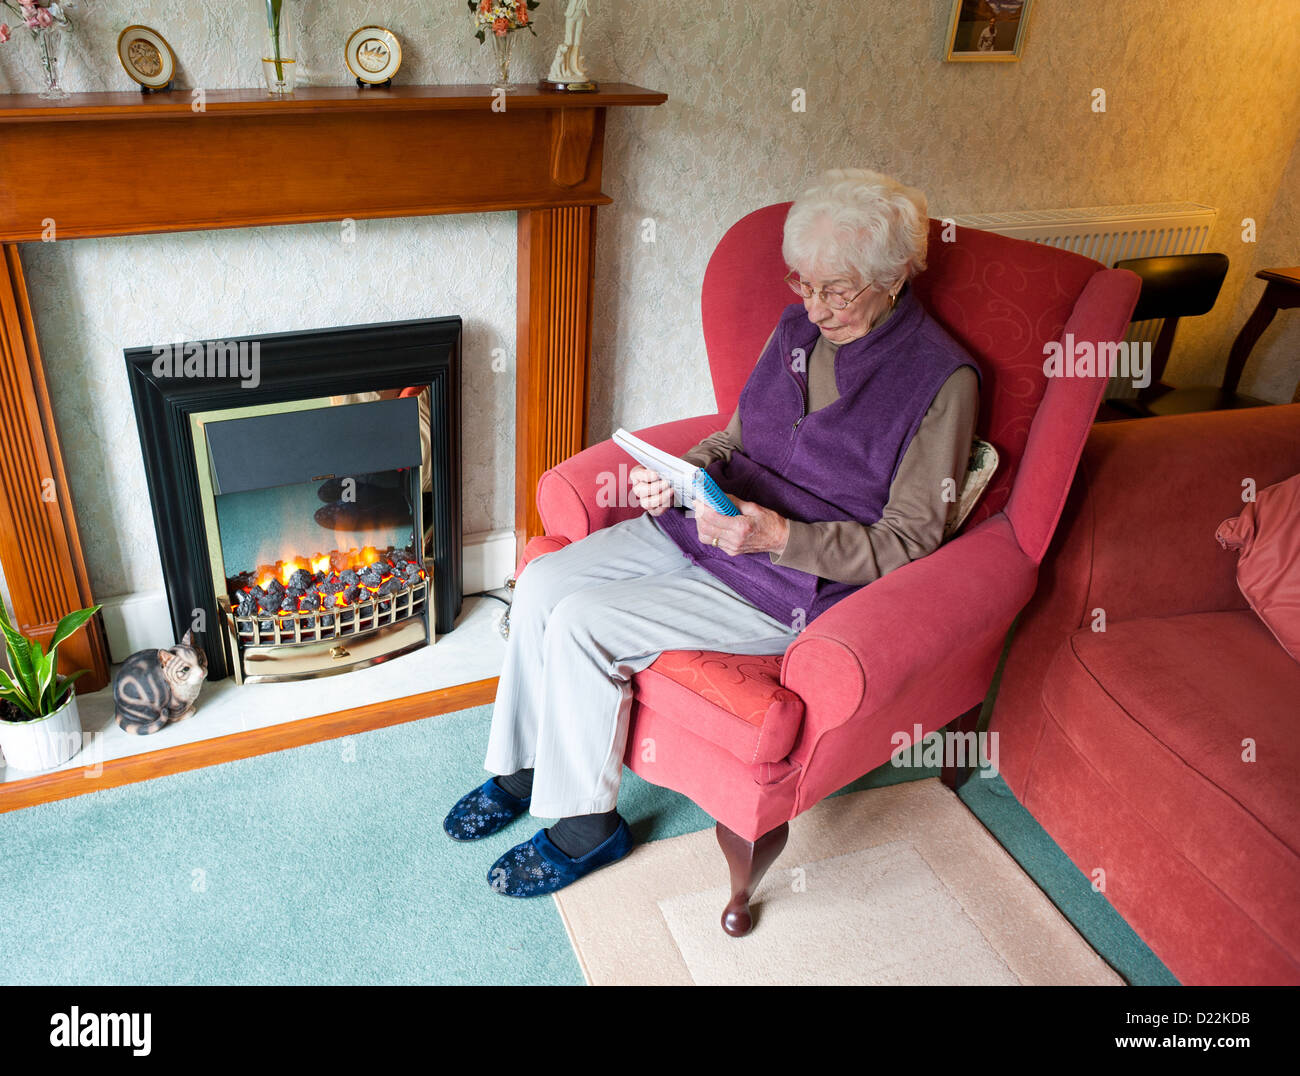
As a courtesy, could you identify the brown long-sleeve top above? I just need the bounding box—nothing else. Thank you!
[680,323,980,586]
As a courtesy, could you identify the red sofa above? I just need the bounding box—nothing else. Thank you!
[990,403,1300,985]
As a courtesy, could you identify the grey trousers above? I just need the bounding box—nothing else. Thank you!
[484,511,801,818]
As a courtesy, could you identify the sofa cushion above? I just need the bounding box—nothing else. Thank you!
[633,651,802,765]
[1040,611,1300,953]
[1217,471,1300,664]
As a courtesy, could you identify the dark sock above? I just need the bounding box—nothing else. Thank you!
[494,768,533,800]
[547,809,622,858]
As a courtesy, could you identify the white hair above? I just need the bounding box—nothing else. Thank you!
[782,168,929,292]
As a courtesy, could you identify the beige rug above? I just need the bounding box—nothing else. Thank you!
[553,777,1124,986]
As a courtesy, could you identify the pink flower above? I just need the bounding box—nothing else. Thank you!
[492,16,508,35]
[20,4,53,29]
[0,25,9,44]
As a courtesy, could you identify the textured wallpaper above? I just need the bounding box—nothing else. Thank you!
[2,0,1298,601]
[1223,134,1300,405]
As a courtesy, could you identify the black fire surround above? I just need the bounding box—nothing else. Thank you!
[126,317,462,681]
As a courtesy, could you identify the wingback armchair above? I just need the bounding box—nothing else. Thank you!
[509,204,1141,935]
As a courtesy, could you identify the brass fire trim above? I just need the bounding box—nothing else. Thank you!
[237,616,430,684]
[193,387,432,686]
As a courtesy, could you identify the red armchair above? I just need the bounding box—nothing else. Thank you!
[511,204,1141,934]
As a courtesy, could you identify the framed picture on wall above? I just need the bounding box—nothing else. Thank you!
[945,0,1032,62]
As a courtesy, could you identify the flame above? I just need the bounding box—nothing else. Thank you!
[231,544,421,618]
[251,546,390,589]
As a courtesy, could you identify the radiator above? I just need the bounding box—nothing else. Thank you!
[946,202,1219,398]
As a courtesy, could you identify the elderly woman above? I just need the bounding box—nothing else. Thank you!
[443,168,980,897]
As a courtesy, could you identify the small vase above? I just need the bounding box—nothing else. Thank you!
[0,695,83,773]
[490,31,514,91]
[262,4,297,95]
[36,29,70,100]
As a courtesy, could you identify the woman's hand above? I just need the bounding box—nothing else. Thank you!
[630,465,675,516]
[694,498,790,556]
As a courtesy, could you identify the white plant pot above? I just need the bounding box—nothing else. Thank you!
[0,693,83,773]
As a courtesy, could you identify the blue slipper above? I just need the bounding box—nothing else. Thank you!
[486,820,634,898]
[443,777,531,842]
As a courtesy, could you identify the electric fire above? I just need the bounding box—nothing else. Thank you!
[126,317,463,684]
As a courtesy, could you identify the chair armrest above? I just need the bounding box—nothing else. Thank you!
[537,412,728,542]
[1005,266,1140,564]
[781,513,1037,773]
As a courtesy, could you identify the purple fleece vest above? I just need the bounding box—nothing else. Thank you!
[652,286,979,627]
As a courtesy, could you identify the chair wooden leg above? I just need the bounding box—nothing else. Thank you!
[715,820,789,937]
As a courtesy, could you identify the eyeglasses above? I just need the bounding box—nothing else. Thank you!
[784,271,875,310]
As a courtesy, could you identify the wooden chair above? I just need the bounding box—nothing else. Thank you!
[1108,253,1271,417]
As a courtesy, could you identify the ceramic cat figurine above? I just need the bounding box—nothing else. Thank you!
[113,631,209,735]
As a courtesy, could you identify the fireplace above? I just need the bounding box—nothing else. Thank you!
[126,318,462,683]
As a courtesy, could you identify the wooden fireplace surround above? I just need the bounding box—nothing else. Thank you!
[0,84,665,809]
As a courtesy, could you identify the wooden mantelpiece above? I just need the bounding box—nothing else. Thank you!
[0,83,669,121]
[0,83,665,703]
[0,85,666,239]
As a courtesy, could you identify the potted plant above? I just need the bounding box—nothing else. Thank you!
[0,596,100,772]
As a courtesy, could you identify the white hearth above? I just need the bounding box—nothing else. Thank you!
[0,593,509,784]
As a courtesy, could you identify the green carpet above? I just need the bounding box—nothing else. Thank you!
[0,703,1173,984]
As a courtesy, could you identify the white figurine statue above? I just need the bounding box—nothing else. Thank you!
[547,0,592,83]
